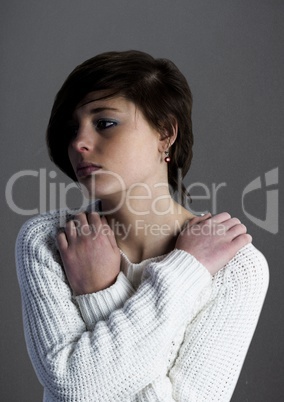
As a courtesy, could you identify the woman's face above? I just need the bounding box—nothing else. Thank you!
[68,91,168,201]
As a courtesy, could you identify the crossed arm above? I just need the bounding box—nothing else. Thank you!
[138,245,269,401]
[73,241,268,402]
[16,211,268,401]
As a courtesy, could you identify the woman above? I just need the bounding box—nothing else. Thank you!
[16,50,269,401]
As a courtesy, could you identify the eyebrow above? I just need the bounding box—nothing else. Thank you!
[72,106,121,121]
[88,107,120,114]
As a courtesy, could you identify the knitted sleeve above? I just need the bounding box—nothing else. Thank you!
[75,271,136,325]
[134,244,269,402]
[16,212,212,402]
[170,243,269,401]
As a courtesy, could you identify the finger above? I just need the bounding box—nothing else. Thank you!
[222,217,241,231]
[75,212,91,234]
[72,212,97,237]
[87,212,102,233]
[200,212,212,218]
[101,216,118,250]
[56,231,68,252]
[64,219,78,241]
[195,212,212,223]
[185,213,212,228]
[231,233,252,253]
[228,223,247,239]
[210,212,231,224]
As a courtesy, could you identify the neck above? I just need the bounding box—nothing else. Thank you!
[99,186,194,263]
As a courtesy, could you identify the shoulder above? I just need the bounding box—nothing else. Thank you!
[15,210,77,302]
[15,201,101,273]
[230,243,269,280]
[15,210,69,278]
[15,206,80,268]
[16,209,68,249]
[16,200,100,250]
[214,243,269,296]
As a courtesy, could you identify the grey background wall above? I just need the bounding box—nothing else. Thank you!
[1,1,283,401]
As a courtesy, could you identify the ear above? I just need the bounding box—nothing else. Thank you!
[158,118,178,153]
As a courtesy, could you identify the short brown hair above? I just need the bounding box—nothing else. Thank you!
[46,50,193,201]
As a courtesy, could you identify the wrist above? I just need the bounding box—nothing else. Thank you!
[73,275,119,296]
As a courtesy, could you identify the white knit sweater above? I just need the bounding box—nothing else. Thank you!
[16,208,269,402]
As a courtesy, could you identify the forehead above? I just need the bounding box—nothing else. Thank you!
[74,91,132,112]
[72,90,141,121]
[76,90,117,108]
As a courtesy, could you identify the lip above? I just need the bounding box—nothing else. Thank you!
[76,162,102,178]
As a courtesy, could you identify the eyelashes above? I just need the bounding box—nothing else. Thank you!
[95,119,118,131]
[66,119,118,138]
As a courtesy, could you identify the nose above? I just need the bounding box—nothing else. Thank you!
[70,124,94,153]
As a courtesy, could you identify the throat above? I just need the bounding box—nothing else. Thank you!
[102,198,195,264]
[114,218,185,264]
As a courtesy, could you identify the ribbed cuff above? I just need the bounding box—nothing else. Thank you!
[142,249,213,318]
[143,248,211,286]
[75,272,135,330]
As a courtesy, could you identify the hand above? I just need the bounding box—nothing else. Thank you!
[57,212,121,295]
[175,212,252,275]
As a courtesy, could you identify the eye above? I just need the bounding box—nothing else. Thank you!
[96,119,118,131]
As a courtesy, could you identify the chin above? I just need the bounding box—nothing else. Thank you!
[81,183,125,203]
[81,171,126,196]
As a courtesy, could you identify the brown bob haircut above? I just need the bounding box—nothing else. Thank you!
[46,50,193,201]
